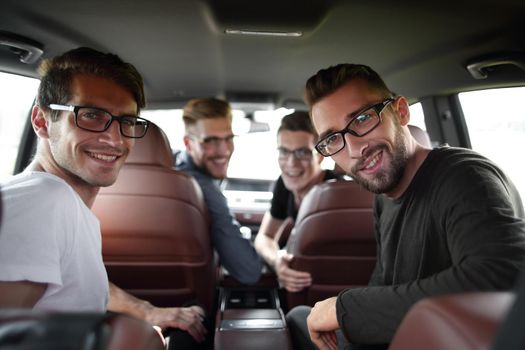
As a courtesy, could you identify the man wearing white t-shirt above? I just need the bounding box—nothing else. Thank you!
[0,47,206,344]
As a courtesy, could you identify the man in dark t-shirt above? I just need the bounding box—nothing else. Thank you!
[286,63,525,350]
[255,111,342,292]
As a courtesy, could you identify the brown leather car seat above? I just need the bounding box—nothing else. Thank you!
[0,310,165,350]
[389,292,515,350]
[408,124,432,147]
[92,124,215,313]
[286,180,376,308]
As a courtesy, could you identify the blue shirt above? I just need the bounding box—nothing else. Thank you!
[175,151,262,285]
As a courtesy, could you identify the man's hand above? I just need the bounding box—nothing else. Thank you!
[275,250,312,292]
[144,305,207,343]
[307,297,339,350]
[108,283,207,343]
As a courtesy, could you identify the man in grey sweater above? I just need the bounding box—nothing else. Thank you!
[286,63,525,350]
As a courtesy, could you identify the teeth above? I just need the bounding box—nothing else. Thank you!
[89,152,117,162]
[285,171,302,177]
[364,153,380,170]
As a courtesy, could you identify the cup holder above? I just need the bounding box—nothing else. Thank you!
[224,289,276,309]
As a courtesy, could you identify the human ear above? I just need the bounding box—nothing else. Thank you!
[315,153,324,165]
[394,96,410,126]
[183,134,192,151]
[31,105,50,139]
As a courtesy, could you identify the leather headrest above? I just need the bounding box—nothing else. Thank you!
[125,123,173,167]
[408,124,432,148]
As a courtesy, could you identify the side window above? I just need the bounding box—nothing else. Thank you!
[409,102,426,131]
[459,87,525,203]
[0,72,40,181]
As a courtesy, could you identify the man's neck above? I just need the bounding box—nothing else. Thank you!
[293,170,325,207]
[385,144,432,199]
[27,159,100,208]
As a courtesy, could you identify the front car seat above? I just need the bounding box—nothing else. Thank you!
[0,310,165,350]
[389,292,515,350]
[92,124,215,313]
[286,180,376,308]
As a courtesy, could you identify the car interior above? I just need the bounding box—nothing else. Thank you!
[1,0,525,349]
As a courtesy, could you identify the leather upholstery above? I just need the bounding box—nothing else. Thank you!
[92,124,215,313]
[286,179,376,308]
[389,292,515,350]
[0,310,165,350]
[408,124,432,147]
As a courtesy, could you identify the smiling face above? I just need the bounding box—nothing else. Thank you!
[277,130,323,195]
[38,74,137,189]
[184,117,234,179]
[311,79,411,195]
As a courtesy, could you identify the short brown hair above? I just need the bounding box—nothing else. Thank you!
[182,97,232,128]
[278,111,318,138]
[304,63,392,108]
[37,47,145,120]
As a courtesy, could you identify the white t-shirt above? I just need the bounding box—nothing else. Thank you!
[0,171,109,311]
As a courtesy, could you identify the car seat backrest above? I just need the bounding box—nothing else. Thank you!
[0,310,165,350]
[408,124,432,147]
[286,179,376,308]
[389,292,515,350]
[92,124,215,313]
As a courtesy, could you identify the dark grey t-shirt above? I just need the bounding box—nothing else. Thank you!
[336,146,525,345]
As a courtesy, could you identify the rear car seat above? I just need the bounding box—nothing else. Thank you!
[286,179,376,308]
[0,310,165,350]
[92,124,216,314]
[389,292,515,350]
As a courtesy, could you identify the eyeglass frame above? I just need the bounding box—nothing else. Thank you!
[48,104,150,139]
[315,97,395,157]
[277,146,315,161]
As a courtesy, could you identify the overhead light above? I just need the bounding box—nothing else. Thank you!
[224,29,303,37]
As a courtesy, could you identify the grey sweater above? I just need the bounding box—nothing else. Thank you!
[336,147,525,345]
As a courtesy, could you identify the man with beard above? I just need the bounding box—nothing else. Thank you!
[255,111,342,292]
[175,97,262,285]
[285,64,525,350]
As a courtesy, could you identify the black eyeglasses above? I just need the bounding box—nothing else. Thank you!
[278,147,314,161]
[48,104,150,138]
[315,98,395,157]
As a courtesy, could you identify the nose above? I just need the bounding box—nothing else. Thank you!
[344,133,369,158]
[285,153,300,166]
[216,138,233,156]
[98,119,124,146]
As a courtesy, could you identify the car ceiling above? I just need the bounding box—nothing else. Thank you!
[1,0,525,109]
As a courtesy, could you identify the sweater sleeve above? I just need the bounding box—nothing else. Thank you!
[336,160,525,344]
[193,173,263,285]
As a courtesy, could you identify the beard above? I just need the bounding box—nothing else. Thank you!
[349,123,408,194]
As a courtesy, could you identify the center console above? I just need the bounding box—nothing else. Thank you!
[214,287,293,349]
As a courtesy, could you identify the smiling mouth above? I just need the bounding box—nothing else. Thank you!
[87,151,119,162]
[211,157,228,165]
[284,170,303,178]
[359,151,382,172]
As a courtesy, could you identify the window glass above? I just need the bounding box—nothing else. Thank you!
[459,87,525,203]
[408,102,426,131]
[0,72,40,181]
[142,108,291,180]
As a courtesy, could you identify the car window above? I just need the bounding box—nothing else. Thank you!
[142,108,333,181]
[459,87,525,202]
[409,102,426,131]
[0,72,40,181]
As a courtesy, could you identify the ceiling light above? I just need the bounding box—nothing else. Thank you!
[224,29,302,37]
